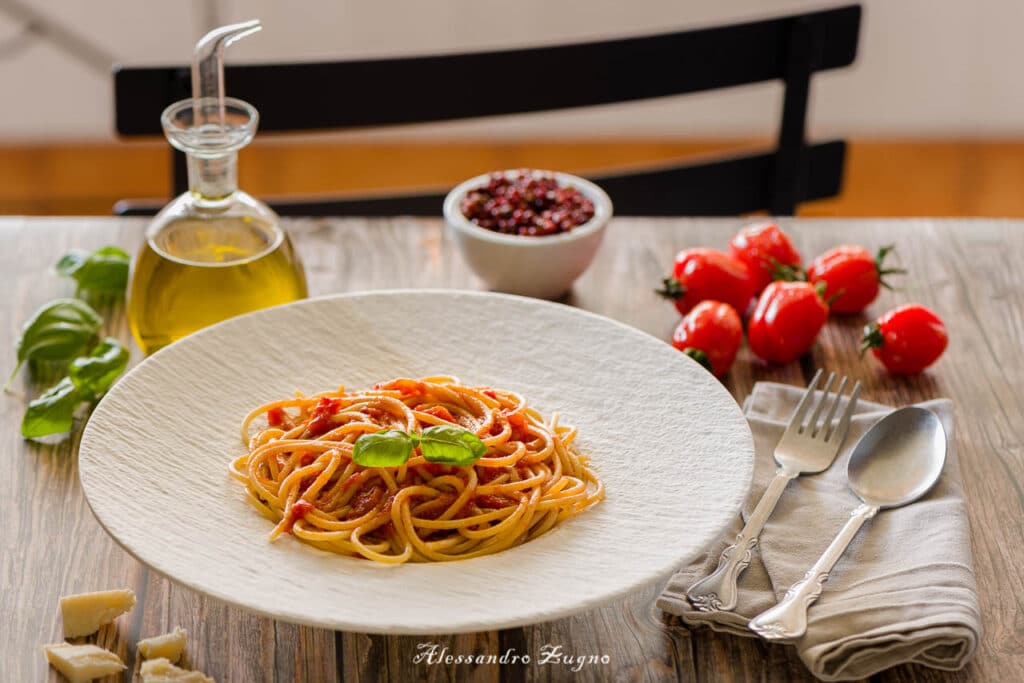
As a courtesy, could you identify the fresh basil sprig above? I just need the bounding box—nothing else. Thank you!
[352,425,487,468]
[18,337,129,440]
[56,246,130,296]
[10,246,132,440]
[69,338,130,402]
[7,299,102,388]
[21,377,81,439]
[418,425,488,465]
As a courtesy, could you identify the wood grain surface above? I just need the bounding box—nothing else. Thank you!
[1,217,1021,682]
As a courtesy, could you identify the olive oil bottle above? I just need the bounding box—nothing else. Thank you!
[128,214,306,354]
[127,20,307,354]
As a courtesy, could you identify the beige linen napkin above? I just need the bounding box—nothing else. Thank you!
[657,382,982,681]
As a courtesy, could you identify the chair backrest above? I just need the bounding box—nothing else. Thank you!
[114,5,861,216]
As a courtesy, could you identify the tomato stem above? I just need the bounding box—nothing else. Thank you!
[824,287,845,308]
[860,322,884,355]
[682,348,714,373]
[655,277,686,301]
[769,257,806,283]
[875,245,908,291]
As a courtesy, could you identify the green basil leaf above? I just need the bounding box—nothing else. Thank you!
[60,246,130,294]
[352,429,417,467]
[55,249,88,276]
[8,299,102,387]
[21,377,81,439]
[69,337,129,401]
[419,425,487,466]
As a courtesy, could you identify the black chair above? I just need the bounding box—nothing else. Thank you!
[113,5,860,217]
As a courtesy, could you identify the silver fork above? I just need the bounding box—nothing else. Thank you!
[687,370,862,612]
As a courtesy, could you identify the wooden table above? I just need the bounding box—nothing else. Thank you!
[2,217,1021,682]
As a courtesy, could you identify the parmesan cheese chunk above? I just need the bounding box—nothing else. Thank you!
[140,658,216,683]
[138,626,187,663]
[60,588,137,637]
[43,643,126,683]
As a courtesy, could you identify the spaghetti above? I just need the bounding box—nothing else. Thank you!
[230,376,604,564]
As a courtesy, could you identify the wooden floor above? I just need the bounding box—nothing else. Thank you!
[2,140,1023,216]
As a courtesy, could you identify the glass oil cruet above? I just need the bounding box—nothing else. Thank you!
[128,19,307,355]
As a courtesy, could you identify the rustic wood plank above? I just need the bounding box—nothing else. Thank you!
[0,217,1020,682]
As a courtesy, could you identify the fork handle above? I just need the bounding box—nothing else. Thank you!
[748,502,879,641]
[687,470,795,612]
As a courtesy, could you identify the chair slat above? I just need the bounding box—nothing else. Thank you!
[114,141,844,217]
[112,5,860,216]
[114,6,860,136]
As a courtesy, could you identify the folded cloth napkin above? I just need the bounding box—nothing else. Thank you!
[657,382,982,681]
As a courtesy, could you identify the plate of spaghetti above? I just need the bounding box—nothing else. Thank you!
[232,377,604,564]
[80,290,753,634]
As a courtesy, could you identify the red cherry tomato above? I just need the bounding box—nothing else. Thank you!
[729,222,802,293]
[807,245,905,314]
[862,304,947,374]
[671,300,743,376]
[748,281,828,364]
[657,248,754,316]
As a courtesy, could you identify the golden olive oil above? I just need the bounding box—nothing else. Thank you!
[128,216,306,354]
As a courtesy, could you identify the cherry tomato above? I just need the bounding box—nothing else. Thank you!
[748,281,828,363]
[862,304,947,374]
[807,245,905,314]
[656,248,754,316]
[729,222,802,293]
[671,300,743,376]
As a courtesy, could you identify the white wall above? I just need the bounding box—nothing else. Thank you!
[0,0,1021,142]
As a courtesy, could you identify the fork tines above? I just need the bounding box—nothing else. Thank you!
[788,369,862,444]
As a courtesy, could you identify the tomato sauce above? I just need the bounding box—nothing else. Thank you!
[282,499,314,533]
[505,412,529,440]
[266,406,287,428]
[306,397,342,437]
[349,483,386,517]
[475,494,517,509]
[419,405,455,422]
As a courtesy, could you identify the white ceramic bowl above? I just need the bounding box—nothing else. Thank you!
[443,170,613,299]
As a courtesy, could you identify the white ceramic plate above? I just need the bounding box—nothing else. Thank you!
[80,290,753,634]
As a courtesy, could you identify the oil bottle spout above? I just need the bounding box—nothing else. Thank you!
[191,19,262,125]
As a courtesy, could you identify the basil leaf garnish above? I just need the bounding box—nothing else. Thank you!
[21,377,80,439]
[352,429,417,467]
[419,425,487,466]
[69,337,129,402]
[351,426,487,468]
[8,298,102,387]
[55,246,130,295]
[55,250,88,276]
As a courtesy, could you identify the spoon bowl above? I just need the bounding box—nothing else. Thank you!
[848,407,947,508]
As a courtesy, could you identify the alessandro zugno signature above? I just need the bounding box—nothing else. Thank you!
[414,643,611,672]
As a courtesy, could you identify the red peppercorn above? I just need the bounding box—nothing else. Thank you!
[461,170,595,236]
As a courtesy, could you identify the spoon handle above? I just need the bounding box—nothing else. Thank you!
[748,502,878,641]
[687,469,795,612]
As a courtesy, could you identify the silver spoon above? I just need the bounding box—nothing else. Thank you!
[748,406,947,641]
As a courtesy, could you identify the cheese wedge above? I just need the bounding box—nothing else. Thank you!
[138,626,187,663]
[60,589,137,637]
[43,643,126,683]
[140,658,216,683]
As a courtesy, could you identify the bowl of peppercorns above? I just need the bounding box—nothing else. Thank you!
[443,169,613,299]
